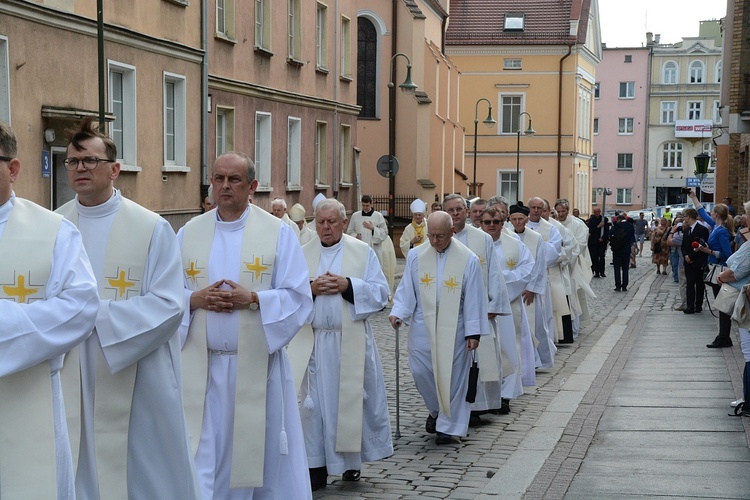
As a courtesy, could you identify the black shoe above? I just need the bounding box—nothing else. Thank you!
[425,414,437,434]
[707,340,733,348]
[435,432,454,445]
[310,466,328,492]
[496,398,511,415]
[614,287,621,292]
[469,411,483,427]
[593,274,600,278]
[694,308,702,313]
[621,286,627,292]
[683,309,695,314]
[342,469,361,482]
[600,274,606,277]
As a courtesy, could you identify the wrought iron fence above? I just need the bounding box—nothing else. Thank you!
[370,195,417,221]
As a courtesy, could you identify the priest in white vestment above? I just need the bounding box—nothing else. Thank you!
[0,122,99,499]
[57,119,199,500]
[288,199,392,492]
[445,194,510,422]
[347,194,387,264]
[509,203,556,369]
[272,197,301,238]
[399,198,427,257]
[390,211,488,444]
[290,202,316,245]
[179,152,314,499]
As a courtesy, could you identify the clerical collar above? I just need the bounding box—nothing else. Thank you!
[76,188,119,219]
[215,205,250,232]
[362,209,374,216]
[0,192,14,225]
[321,238,344,251]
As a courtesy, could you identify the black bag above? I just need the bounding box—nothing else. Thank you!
[466,352,478,403]
[609,227,626,251]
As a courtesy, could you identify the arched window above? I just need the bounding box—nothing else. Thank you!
[689,60,704,83]
[662,61,677,84]
[715,61,722,83]
[357,17,378,118]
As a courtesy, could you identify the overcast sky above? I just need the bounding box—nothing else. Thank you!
[598,0,728,48]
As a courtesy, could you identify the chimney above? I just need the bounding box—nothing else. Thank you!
[654,34,661,44]
[646,32,653,45]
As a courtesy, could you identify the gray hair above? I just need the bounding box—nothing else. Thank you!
[554,198,570,210]
[470,198,488,209]
[315,198,346,220]
[488,195,508,209]
[214,151,256,182]
[442,193,466,208]
[271,197,287,210]
[0,121,17,158]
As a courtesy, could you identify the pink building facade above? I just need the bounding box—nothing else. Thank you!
[592,47,650,213]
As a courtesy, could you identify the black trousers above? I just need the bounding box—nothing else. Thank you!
[684,264,705,311]
[589,242,607,276]
[709,283,732,340]
[612,250,630,289]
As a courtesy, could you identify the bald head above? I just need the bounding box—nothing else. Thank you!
[427,211,453,252]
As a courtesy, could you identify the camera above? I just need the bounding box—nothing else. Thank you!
[680,187,691,194]
[699,238,708,247]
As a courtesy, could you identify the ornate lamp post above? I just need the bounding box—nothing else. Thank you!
[387,53,418,239]
[515,111,535,202]
[694,152,711,203]
[471,98,496,197]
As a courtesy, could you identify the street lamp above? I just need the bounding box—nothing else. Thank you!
[515,111,535,202]
[387,52,418,239]
[472,98,497,197]
[694,152,711,203]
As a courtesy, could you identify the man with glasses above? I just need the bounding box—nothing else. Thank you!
[0,121,98,498]
[56,119,199,499]
[390,211,488,445]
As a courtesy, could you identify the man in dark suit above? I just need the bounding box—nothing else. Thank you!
[680,208,710,314]
[587,207,609,278]
[610,214,635,291]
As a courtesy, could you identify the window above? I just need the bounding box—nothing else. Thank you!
[163,73,187,170]
[340,16,351,79]
[616,188,632,205]
[594,82,600,99]
[592,153,598,170]
[617,153,633,170]
[593,118,599,135]
[315,121,328,186]
[689,60,704,83]
[703,142,715,170]
[0,38,9,123]
[661,101,676,124]
[216,0,235,39]
[500,94,523,134]
[356,17,377,118]
[503,58,522,70]
[662,61,677,84]
[254,112,271,188]
[715,61,722,83]
[687,101,702,120]
[216,107,234,158]
[316,3,328,70]
[497,171,519,203]
[578,89,592,139]
[288,0,301,60]
[592,188,598,203]
[287,117,301,188]
[714,101,721,124]
[108,61,137,168]
[618,118,634,135]
[662,142,683,169]
[255,0,271,51]
[624,54,632,63]
[504,13,524,31]
[340,124,351,184]
[619,81,635,99]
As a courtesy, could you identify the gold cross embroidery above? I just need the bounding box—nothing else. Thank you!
[443,276,460,293]
[420,273,435,287]
[3,274,39,303]
[244,257,270,280]
[185,260,203,285]
[506,258,517,270]
[108,270,136,298]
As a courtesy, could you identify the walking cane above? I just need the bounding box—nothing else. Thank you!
[394,321,402,439]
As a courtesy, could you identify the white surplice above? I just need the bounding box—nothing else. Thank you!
[61,190,198,500]
[391,240,488,436]
[347,209,387,264]
[299,238,393,475]
[0,194,99,500]
[178,208,314,500]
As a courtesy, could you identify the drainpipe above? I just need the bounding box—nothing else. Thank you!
[201,0,209,186]
[557,45,573,197]
[332,0,339,197]
[642,46,653,208]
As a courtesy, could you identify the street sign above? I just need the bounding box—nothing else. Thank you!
[376,155,399,178]
[41,150,50,179]
[700,177,715,194]
[685,177,701,188]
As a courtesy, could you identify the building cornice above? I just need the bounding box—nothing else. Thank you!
[0,0,203,63]
[445,46,578,57]
[208,75,361,116]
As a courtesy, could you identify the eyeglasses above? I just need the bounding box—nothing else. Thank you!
[63,157,114,171]
[0,155,13,163]
[427,233,451,241]
[482,219,502,225]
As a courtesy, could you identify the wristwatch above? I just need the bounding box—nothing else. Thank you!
[249,292,259,311]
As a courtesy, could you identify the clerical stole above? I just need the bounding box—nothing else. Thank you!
[519,230,542,337]
[411,222,425,248]
[0,199,61,499]
[58,197,157,495]
[417,242,471,417]
[290,234,369,452]
[181,205,279,488]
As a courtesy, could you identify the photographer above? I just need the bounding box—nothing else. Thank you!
[687,190,735,347]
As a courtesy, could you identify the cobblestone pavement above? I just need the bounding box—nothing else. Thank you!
[315,250,662,499]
